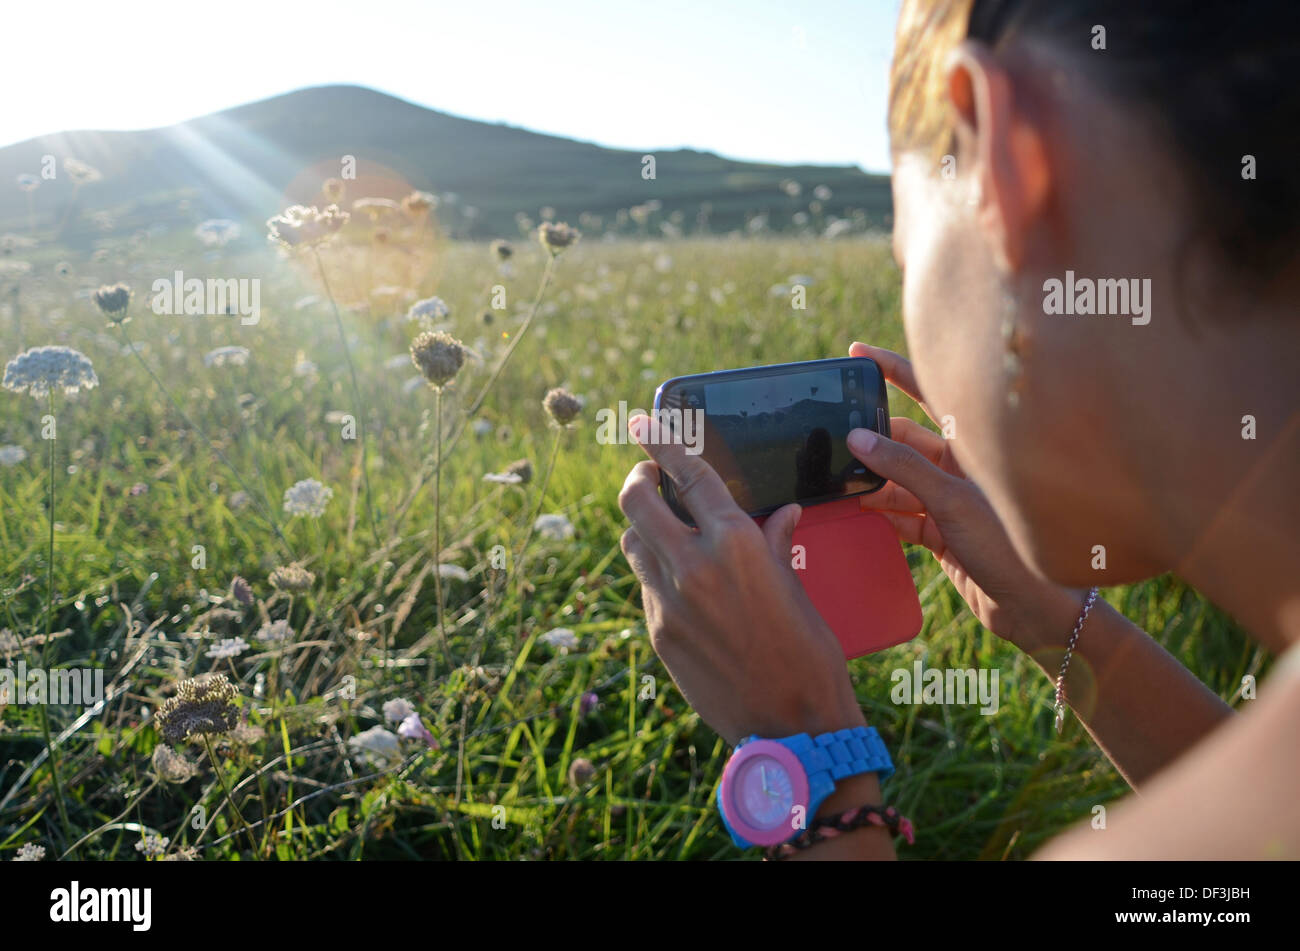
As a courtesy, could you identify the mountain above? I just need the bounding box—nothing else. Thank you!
[0,85,891,246]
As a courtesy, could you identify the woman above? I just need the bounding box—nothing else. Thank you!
[617,0,1300,859]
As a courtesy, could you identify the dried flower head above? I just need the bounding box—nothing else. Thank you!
[491,239,513,261]
[506,458,534,484]
[230,576,254,605]
[63,158,102,186]
[151,743,198,783]
[92,282,131,324]
[266,204,350,249]
[16,174,39,193]
[410,331,466,389]
[351,197,401,222]
[538,221,580,255]
[322,177,346,203]
[269,563,315,592]
[283,478,332,518]
[402,190,437,216]
[543,387,582,426]
[568,757,596,787]
[154,673,240,745]
[3,346,98,399]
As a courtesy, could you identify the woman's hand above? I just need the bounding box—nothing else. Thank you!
[847,342,1085,650]
[618,414,867,745]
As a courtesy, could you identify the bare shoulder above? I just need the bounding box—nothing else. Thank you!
[1035,644,1300,860]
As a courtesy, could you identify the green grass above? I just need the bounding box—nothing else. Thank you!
[0,232,1260,860]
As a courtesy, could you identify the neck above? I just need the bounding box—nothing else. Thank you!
[1174,410,1300,655]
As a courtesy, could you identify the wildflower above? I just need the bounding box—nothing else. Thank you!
[229,490,250,511]
[506,459,533,483]
[205,636,249,660]
[16,174,38,192]
[92,282,131,324]
[269,563,314,592]
[194,219,240,248]
[203,345,250,368]
[382,698,416,723]
[135,834,169,858]
[490,239,513,261]
[162,847,199,862]
[406,296,450,328]
[154,673,240,745]
[472,418,493,437]
[351,197,400,221]
[580,691,599,716]
[0,445,26,466]
[539,627,579,651]
[568,757,596,787]
[322,177,346,203]
[283,478,332,518]
[543,387,582,426]
[230,576,254,605]
[266,204,350,249]
[437,563,470,582]
[534,513,575,541]
[483,470,522,485]
[410,331,466,389]
[12,843,45,861]
[398,713,439,749]
[813,184,832,201]
[151,743,198,783]
[402,191,437,216]
[63,158,102,185]
[348,725,402,766]
[538,221,580,255]
[3,346,98,398]
[255,619,292,643]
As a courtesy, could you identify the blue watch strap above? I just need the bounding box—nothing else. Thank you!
[787,726,894,784]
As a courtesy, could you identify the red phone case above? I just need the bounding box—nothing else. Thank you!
[754,496,922,659]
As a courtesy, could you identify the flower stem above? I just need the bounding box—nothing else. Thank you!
[430,386,454,680]
[202,733,259,857]
[39,390,75,857]
[314,249,381,549]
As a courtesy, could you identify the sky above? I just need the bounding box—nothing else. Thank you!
[2,0,902,173]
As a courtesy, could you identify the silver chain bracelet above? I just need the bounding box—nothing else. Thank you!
[1054,586,1100,733]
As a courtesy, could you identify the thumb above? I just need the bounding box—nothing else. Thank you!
[847,428,956,518]
[762,502,803,564]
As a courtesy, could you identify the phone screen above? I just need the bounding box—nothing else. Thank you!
[655,357,889,521]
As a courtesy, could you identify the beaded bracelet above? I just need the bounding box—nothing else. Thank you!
[764,804,915,860]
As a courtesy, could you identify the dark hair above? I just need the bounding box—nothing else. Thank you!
[892,0,1300,284]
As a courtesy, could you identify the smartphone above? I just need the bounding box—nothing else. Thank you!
[653,357,890,524]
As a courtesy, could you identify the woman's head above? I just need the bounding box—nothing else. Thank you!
[887,0,1300,586]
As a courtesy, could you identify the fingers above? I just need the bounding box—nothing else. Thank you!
[875,511,948,556]
[760,503,802,565]
[888,416,948,467]
[618,459,690,552]
[620,526,666,589]
[846,427,959,521]
[628,414,740,533]
[848,342,939,424]
[856,481,927,515]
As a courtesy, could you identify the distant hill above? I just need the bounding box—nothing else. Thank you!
[0,85,891,246]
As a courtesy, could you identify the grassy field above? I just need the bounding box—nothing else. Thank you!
[0,225,1262,860]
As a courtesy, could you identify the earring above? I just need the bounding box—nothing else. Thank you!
[1001,290,1029,409]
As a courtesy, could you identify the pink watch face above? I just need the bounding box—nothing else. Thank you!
[720,740,810,846]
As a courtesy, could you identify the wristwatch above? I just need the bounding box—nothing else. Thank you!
[716,726,894,849]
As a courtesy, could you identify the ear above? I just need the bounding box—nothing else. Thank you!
[945,41,1051,273]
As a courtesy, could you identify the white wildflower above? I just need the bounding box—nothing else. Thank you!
[3,346,98,399]
[539,627,579,651]
[437,563,470,582]
[203,346,250,368]
[255,619,293,643]
[382,698,416,723]
[533,513,575,541]
[283,478,332,518]
[347,725,402,766]
[205,636,249,659]
[134,834,170,858]
[12,843,45,861]
[0,444,26,466]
